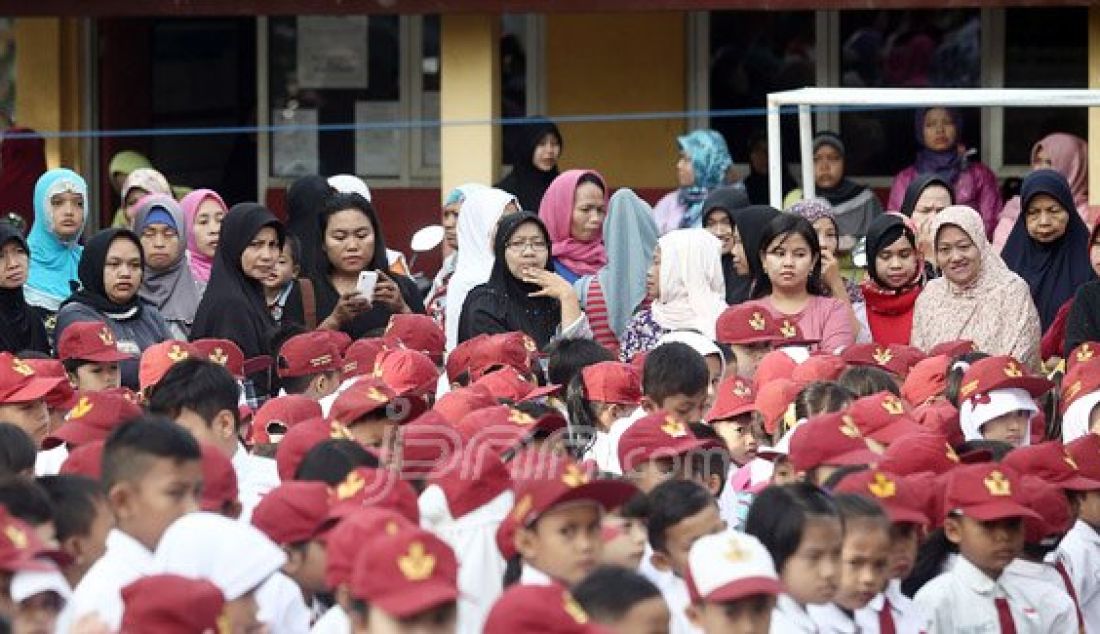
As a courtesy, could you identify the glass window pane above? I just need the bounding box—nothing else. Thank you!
[421,15,440,169]
[839,10,981,177]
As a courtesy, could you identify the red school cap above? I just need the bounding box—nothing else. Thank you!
[445,334,487,383]
[484,584,611,634]
[426,444,512,520]
[138,341,198,391]
[901,355,950,407]
[841,343,919,377]
[399,410,462,479]
[474,366,559,404]
[833,469,929,526]
[928,339,978,359]
[847,391,924,445]
[509,457,636,529]
[275,417,355,481]
[876,432,961,476]
[325,467,421,527]
[0,507,60,573]
[57,321,131,363]
[190,338,245,379]
[705,375,758,423]
[1066,433,1100,481]
[59,440,105,478]
[250,394,322,445]
[329,379,399,427]
[121,574,226,634]
[0,353,64,405]
[42,391,143,449]
[22,359,78,411]
[457,404,568,456]
[277,331,342,378]
[251,480,332,545]
[715,303,780,346]
[617,410,713,473]
[342,337,392,379]
[350,527,458,618]
[1000,441,1100,492]
[324,507,417,589]
[384,313,446,363]
[199,443,239,513]
[468,332,539,381]
[580,362,642,406]
[787,412,881,473]
[944,463,1039,522]
[957,355,1053,406]
[1019,475,1073,544]
[754,378,802,436]
[1065,341,1100,372]
[752,350,798,393]
[374,348,440,398]
[1059,357,1100,414]
[791,354,848,383]
[432,384,497,425]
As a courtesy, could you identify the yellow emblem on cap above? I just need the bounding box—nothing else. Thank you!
[872,347,893,365]
[562,592,589,625]
[69,397,93,419]
[512,494,533,523]
[97,327,115,346]
[522,335,537,353]
[385,520,399,536]
[1003,361,1023,378]
[1076,343,1094,363]
[335,470,366,500]
[945,443,960,463]
[732,381,751,398]
[10,358,33,377]
[839,415,862,439]
[309,354,333,369]
[724,537,749,562]
[661,417,688,438]
[959,380,980,398]
[1063,453,1079,470]
[881,395,905,416]
[209,347,229,365]
[748,312,766,332]
[509,409,535,427]
[779,320,797,339]
[561,464,589,488]
[397,541,436,582]
[1065,380,1083,403]
[868,473,896,498]
[365,386,390,404]
[329,421,353,440]
[166,345,189,362]
[984,470,1012,496]
[5,525,27,550]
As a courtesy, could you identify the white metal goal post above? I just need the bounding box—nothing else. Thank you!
[765,87,1100,209]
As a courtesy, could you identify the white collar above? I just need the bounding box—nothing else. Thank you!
[1005,558,1048,580]
[864,592,886,612]
[776,594,818,629]
[105,529,154,567]
[232,443,249,470]
[1070,519,1100,544]
[518,564,554,586]
[951,555,1000,595]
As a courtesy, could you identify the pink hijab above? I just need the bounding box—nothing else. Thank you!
[179,189,227,284]
[538,169,609,276]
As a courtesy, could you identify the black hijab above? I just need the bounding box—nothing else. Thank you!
[728,205,780,303]
[495,118,562,212]
[285,175,335,279]
[813,132,866,206]
[191,203,284,358]
[702,186,751,304]
[0,223,49,354]
[64,229,145,318]
[899,173,954,217]
[863,213,921,292]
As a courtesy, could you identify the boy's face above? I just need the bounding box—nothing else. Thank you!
[703,356,723,412]
[652,391,708,427]
[1077,490,1100,528]
[600,513,648,570]
[263,242,298,290]
[888,522,921,580]
[110,456,202,551]
[286,540,328,594]
[12,591,63,634]
[222,590,262,634]
[654,503,725,578]
[979,410,1030,446]
[608,595,670,634]
[172,407,237,458]
[712,415,760,466]
[0,400,50,445]
[629,457,677,495]
[349,416,397,454]
[64,499,114,586]
[1089,402,1100,433]
[770,458,796,485]
[516,502,603,585]
[780,516,842,606]
[730,344,770,379]
[944,515,1024,579]
[835,519,890,611]
[355,601,457,634]
[690,594,775,634]
[71,362,121,392]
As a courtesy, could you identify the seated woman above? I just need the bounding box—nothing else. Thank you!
[539,170,610,285]
[752,214,855,353]
[180,188,228,292]
[575,189,659,358]
[860,213,924,346]
[887,107,1001,237]
[133,194,202,340]
[458,212,591,351]
[1063,225,1100,357]
[700,186,751,304]
[652,129,733,234]
[911,206,1041,368]
[784,132,883,240]
[25,169,89,318]
[0,223,50,354]
[284,192,424,337]
[899,173,955,276]
[426,184,481,327]
[618,228,726,362]
[56,228,172,390]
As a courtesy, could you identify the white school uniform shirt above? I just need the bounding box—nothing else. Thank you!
[770,593,819,633]
[309,604,349,634]
[1002,559,1078,633]
[232,443,280,522]
[913,555,1074,634]
[34,445,67,476]
[854,587,930,634]
[604,407,646,475]
[256,571,311,634]
[69,529,155,629]
[1056,519,1100,634]
[661,575,701,634]
[808,603,857,633]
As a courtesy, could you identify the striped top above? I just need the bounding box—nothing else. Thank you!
[585,277,618,357]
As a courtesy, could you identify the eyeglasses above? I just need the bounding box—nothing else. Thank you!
[506,239,549,253]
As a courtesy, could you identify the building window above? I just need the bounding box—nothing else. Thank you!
[0,18,13,126]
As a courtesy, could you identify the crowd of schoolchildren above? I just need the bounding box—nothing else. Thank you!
[0,109,1097,633]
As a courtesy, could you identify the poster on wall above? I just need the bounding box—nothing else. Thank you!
[355,101,402,177]
[297,16,369,90]
[271,108,319,177]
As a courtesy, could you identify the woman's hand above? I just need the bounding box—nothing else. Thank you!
[372,270,410,314]
[323,291,372,328]
[820,249,844,290]
[522,268,575,302]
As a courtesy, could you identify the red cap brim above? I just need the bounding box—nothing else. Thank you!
[824,448,881,467]
[2,376,64,404]
[706,403,760,424]
[880,505,929,527]
[42,422,100,450]
[372,581,458,619]
[1054,474,1100,492]
[75,349,131,363]
[519,384,561,402]
[543,480,638,519]
[956,501,1041,522]
[867,421,926,445]
[702,576,784,604]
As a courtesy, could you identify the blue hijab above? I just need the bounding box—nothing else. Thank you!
[678,130,732,229]
[26,169,88,310]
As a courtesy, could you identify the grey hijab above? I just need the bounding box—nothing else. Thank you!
[132,194,202,329]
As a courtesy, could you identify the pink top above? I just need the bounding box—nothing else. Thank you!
[763,295,854,354]
[887,162,1002,238]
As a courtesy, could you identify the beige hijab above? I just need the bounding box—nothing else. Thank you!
[911,205,1041,368]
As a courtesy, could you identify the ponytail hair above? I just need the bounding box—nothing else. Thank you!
[564,373,599,460]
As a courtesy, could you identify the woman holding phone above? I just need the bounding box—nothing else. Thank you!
[285,192,424,338]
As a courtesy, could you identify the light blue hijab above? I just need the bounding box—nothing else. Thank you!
[597,189,660,338]
[26,168,88,310]
[678,129,733,229]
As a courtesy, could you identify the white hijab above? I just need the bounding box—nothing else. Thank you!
[444,186,518,350]
[650,229,727,340]
[153,512,286,601]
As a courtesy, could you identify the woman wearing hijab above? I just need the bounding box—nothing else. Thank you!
[117,168,171,228]
[860,213,924,345]
[458,212,590,350]
[1001,170,1094,334]
[55,229,172,389]
[653,129,733,234]
[0,128,47,230]
[787,132,883,238]
[132,194,202,340]
[426,184,485,327]
[993,133,1093,252]
[887,108,1001,236]
[1045,223,1100,362]
[179,189,228,289]
[283,192,424,339]
[0,223,50,354]
[701,186,751,304]
[444,187,519,350]
[911,206,1041,368]
[107,151,153,228]
[618,228,726,362]
[728,205,780,303]
[1063,225,1100,357]
[495,117,562,212]
[283,175,334,279]
[538,169,610,285]
[25,169,88,316]
[575,189,660,357]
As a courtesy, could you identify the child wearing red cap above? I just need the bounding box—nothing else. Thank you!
[69,417,203,630]
[0,353,65,448]
[1059,356,1100,442]
[567,361,642,472]
[716,303,783,380]
[914,464,1076,633]
[121,574,226,634]
[277,331,344,400]
[683,529,782,634]
[616,411,713,494]
[56,321,129,392]
[1057,433,1100,633]
[484,583,608,634]
[251,481,331,616]
[956,356,1052,448]
[0,507,73,634]
[328,379,402,454]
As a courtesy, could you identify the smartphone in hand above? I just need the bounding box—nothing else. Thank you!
[357,270,379,298]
